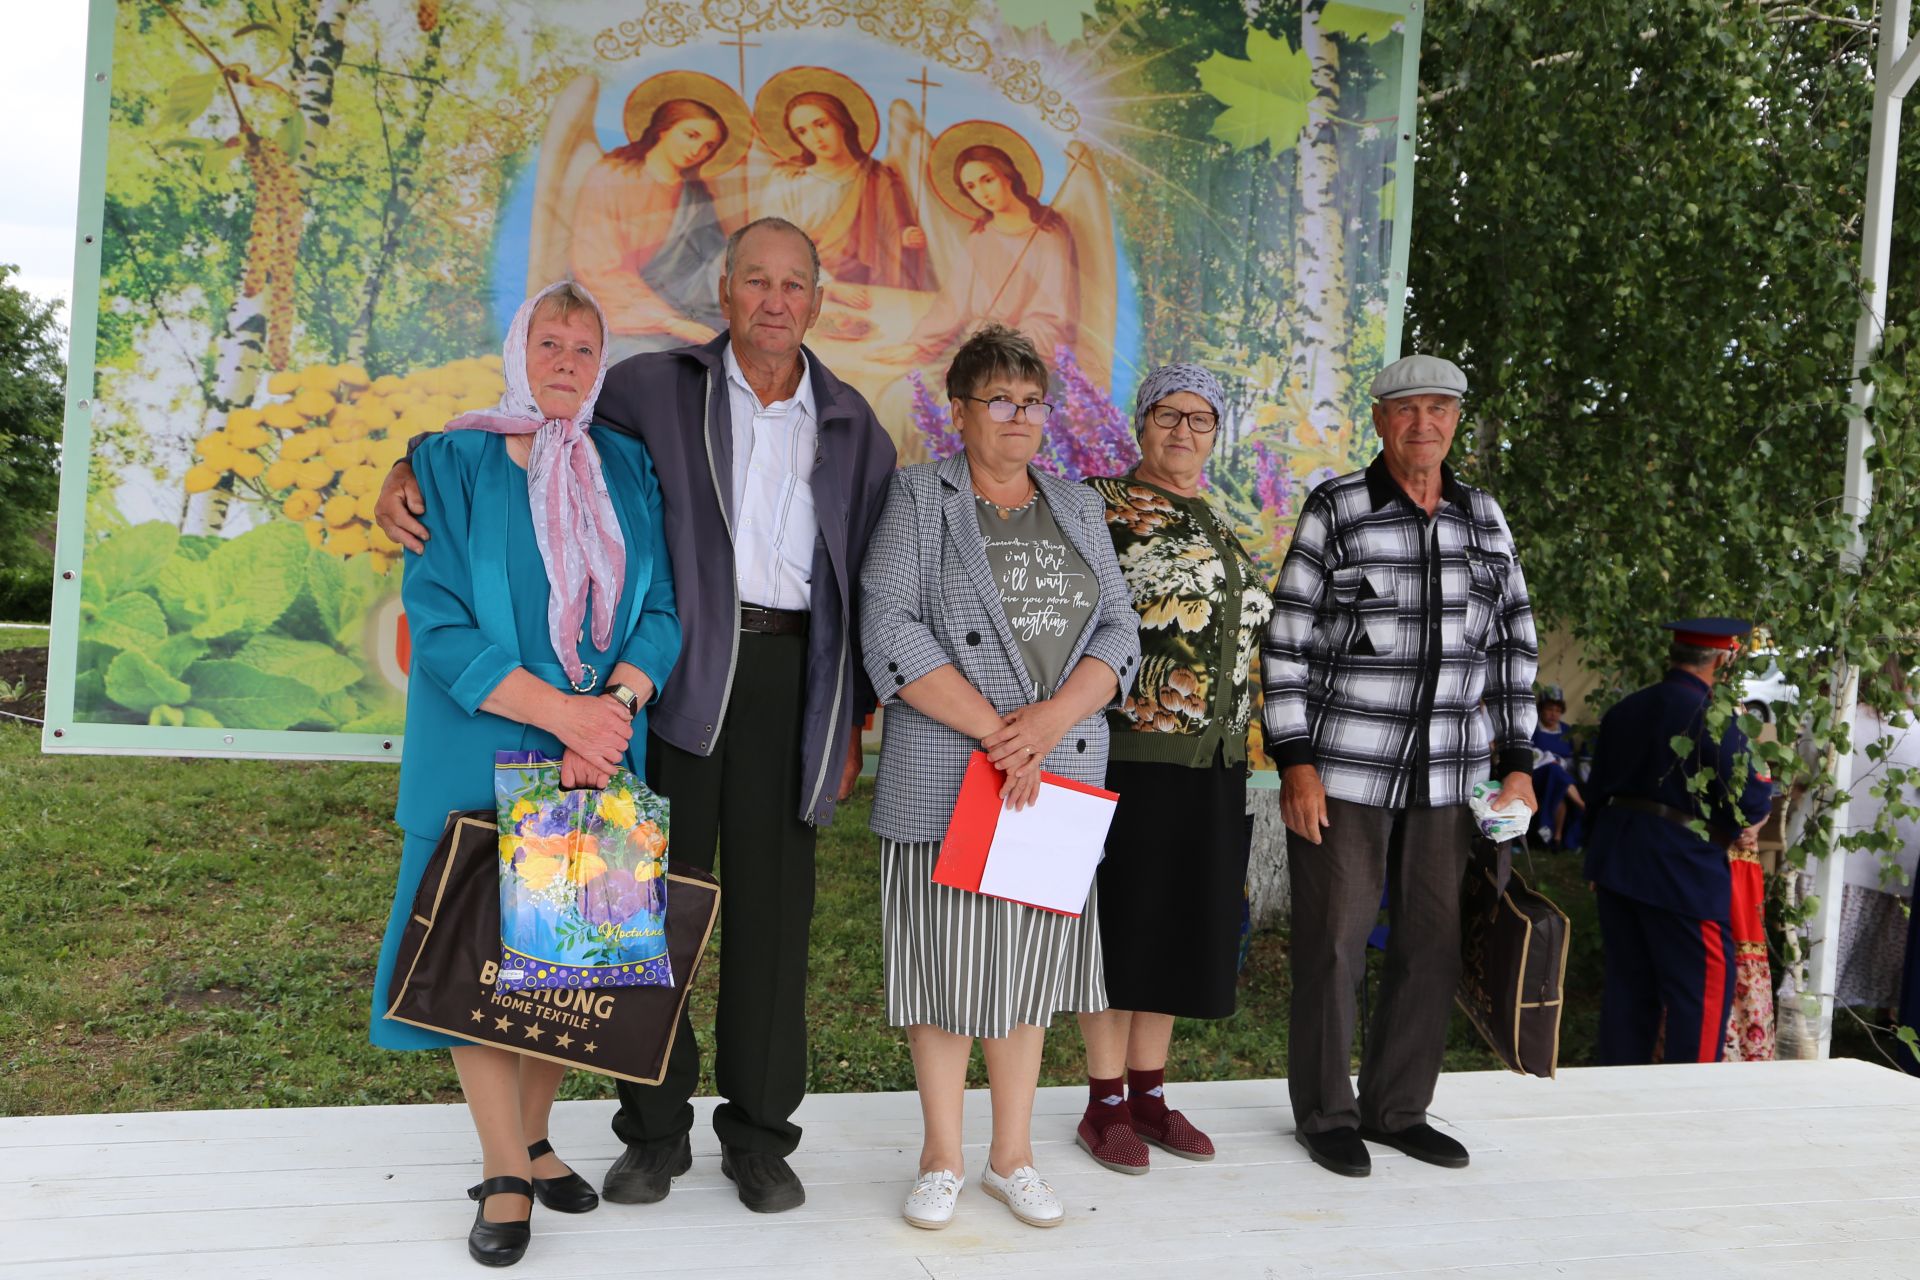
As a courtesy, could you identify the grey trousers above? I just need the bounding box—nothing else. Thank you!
[1288,797,1473,1134]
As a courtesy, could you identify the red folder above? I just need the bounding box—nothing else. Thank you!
[931,750,1119,917]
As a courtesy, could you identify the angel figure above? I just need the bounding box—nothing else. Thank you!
[526,71,752,356]
[870,120,1118,391]
[750,67,933,298]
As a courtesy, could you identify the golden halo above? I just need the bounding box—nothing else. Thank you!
[621,70,752,178]
[927,120,1044,220]
[752,66,881,165]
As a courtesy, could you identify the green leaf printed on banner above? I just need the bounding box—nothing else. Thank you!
[1320,2,1403,45]
[1195,28,1315,156]
[85,592,169,652]
[206,521,309,630]
[163,73,220,126]
[152,633,209,678]
[182,707,223,729]
[159,522,308,639]
[105,650,191,714]
[91,522,179,597]
[235,634,363,696]
[302,550,383,647]
[316,690,364,728]
[182,660,321,730]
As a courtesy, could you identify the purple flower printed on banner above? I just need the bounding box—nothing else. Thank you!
[1254,442,1292,519]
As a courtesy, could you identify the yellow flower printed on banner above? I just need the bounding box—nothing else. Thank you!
[498,832,522,865]
[509,798,537,830]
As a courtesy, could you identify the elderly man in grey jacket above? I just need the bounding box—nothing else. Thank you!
[377,218,896,1215]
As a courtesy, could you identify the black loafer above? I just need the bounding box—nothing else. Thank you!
[466,1175,533,1267]
[527,1138,599,1213]
[720,1144,806,1213]
[1295,1126,1371,1177]
[1358,1121,1470,1168]
[601,1132,692,1204]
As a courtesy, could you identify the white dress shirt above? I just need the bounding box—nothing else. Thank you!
[723,342,819,611]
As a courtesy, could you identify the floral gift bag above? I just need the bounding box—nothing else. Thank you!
[492,750,672,993]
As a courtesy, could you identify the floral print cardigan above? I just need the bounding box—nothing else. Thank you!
[1086,473,1272,768]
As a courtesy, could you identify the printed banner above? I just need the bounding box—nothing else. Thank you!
[47,0,1421,758]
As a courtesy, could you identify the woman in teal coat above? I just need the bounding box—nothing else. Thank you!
[370,281,680,1266]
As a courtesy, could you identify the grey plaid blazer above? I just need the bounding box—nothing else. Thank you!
[861,452,1142,843]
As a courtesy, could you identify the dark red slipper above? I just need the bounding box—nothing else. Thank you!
[1076,1112,1150,1175]
[1132,1108,1215,1161]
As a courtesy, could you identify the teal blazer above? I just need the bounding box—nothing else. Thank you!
[394,427,680,837]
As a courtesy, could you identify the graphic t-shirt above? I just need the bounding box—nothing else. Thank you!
[975,491,1097,697]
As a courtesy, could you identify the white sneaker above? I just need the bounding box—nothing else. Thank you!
[980,1163,1063,1227]
[902,1169,963,1229]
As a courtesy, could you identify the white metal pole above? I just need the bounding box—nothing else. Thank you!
[1810,0,1914,1057]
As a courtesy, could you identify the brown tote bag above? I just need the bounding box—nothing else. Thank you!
[1455,836,1570,1079]
[382,810,719,1084]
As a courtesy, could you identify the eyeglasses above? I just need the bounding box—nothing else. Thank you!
[966,396,1054,427]
[1146,405,1218,434]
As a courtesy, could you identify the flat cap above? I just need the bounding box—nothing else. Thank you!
[1370,353,1468,400]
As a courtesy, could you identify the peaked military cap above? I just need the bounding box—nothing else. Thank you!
[1662,617,1753,650]
[1369,353,1468,400]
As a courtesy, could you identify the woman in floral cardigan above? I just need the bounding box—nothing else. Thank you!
[1074,363,1272,1174]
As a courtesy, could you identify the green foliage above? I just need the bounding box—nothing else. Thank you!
[0,264,64,621]
[73,520,400,732]
[1409,1,1920,1036]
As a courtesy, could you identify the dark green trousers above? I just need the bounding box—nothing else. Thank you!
[611,631,818,1156]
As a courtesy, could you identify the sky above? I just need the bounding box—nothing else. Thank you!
[0,4,89,311]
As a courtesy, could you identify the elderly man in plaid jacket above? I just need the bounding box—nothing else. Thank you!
[1260,354,1538,1178]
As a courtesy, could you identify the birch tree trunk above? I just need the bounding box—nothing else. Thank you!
[1290,1,1352,433]
[187,0,355,535]
[345,26,445,362]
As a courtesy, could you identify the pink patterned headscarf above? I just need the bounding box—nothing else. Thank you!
[443,280,624,690]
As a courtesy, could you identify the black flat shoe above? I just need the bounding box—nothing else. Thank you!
[720,1144,806,1213]
[601,1132,692,1205]
[466,1175,533,1268]
[1358,1121,1470,1168]
[527,1138,599,1213]
[1295,1126,1371,1177]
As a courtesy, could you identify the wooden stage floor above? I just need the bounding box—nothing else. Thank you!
[8,1059,1919,1279]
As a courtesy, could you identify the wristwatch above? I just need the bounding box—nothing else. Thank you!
[604,682,641,714]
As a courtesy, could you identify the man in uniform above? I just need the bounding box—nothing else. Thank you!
[1583,618,1773,1065]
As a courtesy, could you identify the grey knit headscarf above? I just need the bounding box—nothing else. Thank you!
[1133,362,1227,433]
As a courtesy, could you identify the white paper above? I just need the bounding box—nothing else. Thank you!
[975,780,1117,914]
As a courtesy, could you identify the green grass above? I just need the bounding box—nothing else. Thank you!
[6,692,1901,1117]
[0,624,47,651]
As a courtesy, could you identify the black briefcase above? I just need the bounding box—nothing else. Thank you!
[382,810,719,1084]
[1455,837,1569,1078]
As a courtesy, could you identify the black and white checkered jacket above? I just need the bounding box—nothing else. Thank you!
[1260,457,1538,809]
[861,452,1142,843]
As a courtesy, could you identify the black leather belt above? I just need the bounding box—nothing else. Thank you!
[739,604,808,636]
[1607,796,1737,847]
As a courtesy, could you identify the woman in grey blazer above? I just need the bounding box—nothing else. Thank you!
[861,324,1141,1231]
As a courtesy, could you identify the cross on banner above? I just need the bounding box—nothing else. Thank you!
[907,65,943,209]
[718,24,760,98]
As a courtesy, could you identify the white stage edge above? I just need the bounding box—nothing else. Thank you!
[8,1059,1919,1279]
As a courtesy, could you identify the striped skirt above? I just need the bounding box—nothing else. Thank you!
[880,839,1108,1039]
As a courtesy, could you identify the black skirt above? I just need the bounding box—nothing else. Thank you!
[1096,753,1250,1019]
